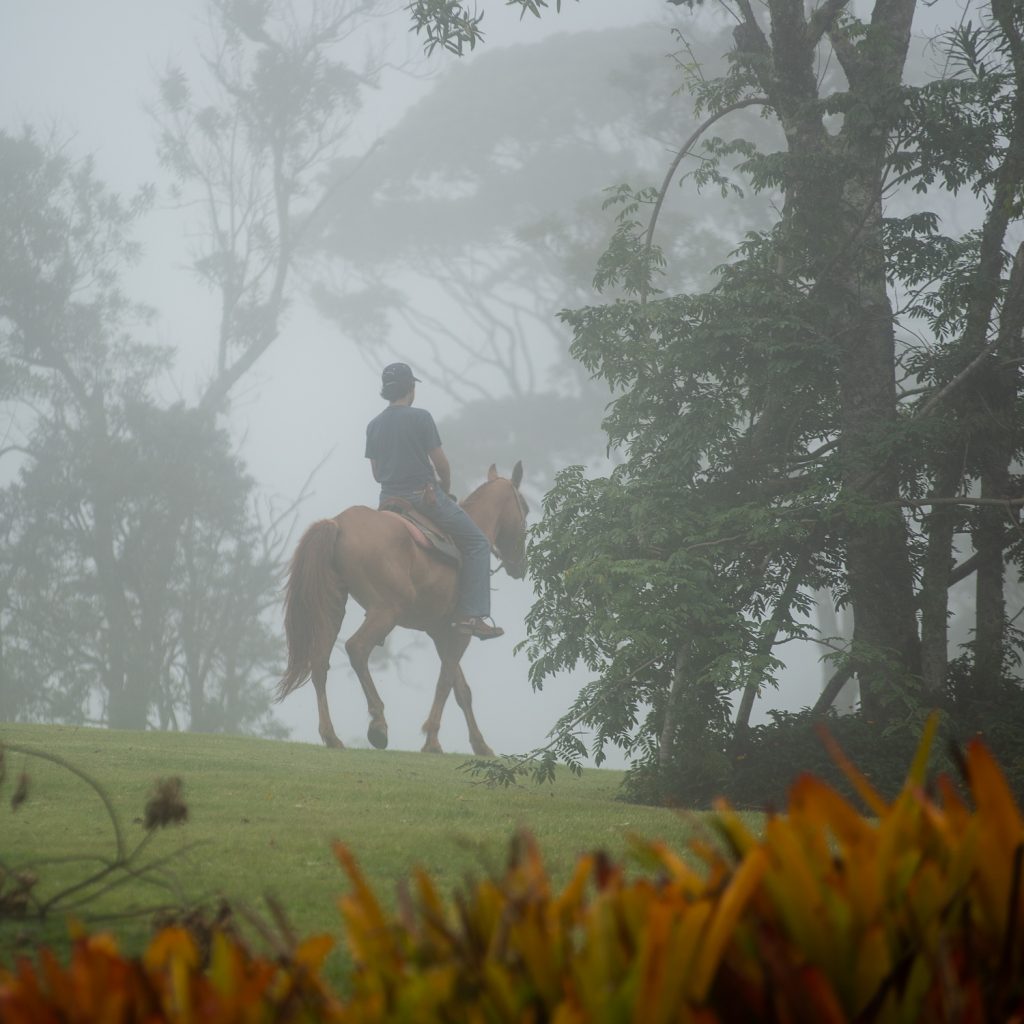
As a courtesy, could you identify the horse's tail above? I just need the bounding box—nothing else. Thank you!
[278,518,347,702]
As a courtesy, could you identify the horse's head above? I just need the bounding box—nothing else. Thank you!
[486,460,528,580]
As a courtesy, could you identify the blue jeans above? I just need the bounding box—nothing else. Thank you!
[380,482,492,618]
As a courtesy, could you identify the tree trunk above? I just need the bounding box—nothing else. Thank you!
[659,646,689,770]
[820,154,921,721]
[737,0,922,723]
[970,245,1024,692]
[88,423,147,731]
[814,589,857,713]
[818,0,921,721]
[734,542,816,740]
[919,454,963,700]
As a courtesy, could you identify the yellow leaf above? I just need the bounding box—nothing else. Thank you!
[818,727,888,817]
[143,926,198,974]
[295,933,335,973]
[689,847,767,1001]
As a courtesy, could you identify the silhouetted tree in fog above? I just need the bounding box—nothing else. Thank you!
[1,0,389,732]
[0,131,287,732]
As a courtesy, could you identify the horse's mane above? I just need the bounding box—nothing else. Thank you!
[461,475,528,517]
[459,479,492,512]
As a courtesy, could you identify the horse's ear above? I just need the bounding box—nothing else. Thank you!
[511,461,523,488]
[487,464,498,482]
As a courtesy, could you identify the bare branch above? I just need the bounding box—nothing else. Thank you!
[642,97,769,304]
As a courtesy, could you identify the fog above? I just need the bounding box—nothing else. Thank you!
[0,0,986,765]
[3,0,677,762]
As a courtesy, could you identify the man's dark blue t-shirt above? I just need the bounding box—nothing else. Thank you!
[364,405,442,491]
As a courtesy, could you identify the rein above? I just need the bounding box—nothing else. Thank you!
[463,481,528,577]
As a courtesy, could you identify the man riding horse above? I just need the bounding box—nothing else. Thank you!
[278,363,526,753]
[365,362,504,642]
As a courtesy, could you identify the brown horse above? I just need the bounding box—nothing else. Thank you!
[277,462,527,755]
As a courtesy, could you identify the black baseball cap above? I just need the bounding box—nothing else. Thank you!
[381,362,421,388]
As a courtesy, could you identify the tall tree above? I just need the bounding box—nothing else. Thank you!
[407,0,1024,798]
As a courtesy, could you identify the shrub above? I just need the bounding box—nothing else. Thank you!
[724,676,1024,810]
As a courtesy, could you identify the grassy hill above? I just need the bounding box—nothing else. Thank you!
[0,723,738,978]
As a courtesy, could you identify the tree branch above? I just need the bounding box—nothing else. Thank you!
[807,0,852,46]
[893,496,1024,508]
[810,660,856,717]
[641,97,769,304]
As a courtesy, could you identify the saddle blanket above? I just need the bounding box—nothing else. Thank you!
[379,499,462,567]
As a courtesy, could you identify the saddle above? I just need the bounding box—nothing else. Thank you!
[379,497,463,567]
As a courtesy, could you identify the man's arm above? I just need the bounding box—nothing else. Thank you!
[370,459,382,483]
[428,446,452,494]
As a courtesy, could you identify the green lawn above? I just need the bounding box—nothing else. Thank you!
[1,723,745,980]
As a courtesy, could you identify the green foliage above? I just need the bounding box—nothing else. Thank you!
[519,230,844,776]
[651,710,934,810]
[891,19,1022,199]
[592,185,666,296]
[405,0,572,55]
[503,0,1024,799]
[406,0,485,55]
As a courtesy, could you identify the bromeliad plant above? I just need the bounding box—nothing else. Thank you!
[335,716,1024,1022]
[0,927,342,1023]
[3,716,1024,1021]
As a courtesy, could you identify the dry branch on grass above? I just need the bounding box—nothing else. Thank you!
[0,742,193,926]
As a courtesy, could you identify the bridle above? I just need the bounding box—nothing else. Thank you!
[490,483,529,577]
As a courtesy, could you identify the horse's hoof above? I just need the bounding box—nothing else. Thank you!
[473,745,495,758]
[322,735,344,750]
[367,721,389,750]
[421,739,443,754]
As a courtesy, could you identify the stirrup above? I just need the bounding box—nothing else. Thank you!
[455,616,505,641]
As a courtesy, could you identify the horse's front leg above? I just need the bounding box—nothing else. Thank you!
[451,665,494,757]
[422,627,471,753]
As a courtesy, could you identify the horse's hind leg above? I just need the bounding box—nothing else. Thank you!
[345,606,397,750]
[312,592,348,749]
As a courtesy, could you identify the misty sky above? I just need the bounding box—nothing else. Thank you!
[1,0,974,761]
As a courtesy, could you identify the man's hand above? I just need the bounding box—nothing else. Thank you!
[428,446,452,494]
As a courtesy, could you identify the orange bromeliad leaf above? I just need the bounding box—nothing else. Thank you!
[689,847,767,1002]
[817,725,888,818]
[907,714,940,789]
[794,964,848,1024]
[295,933,335,972]
[965,739,1024,849]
